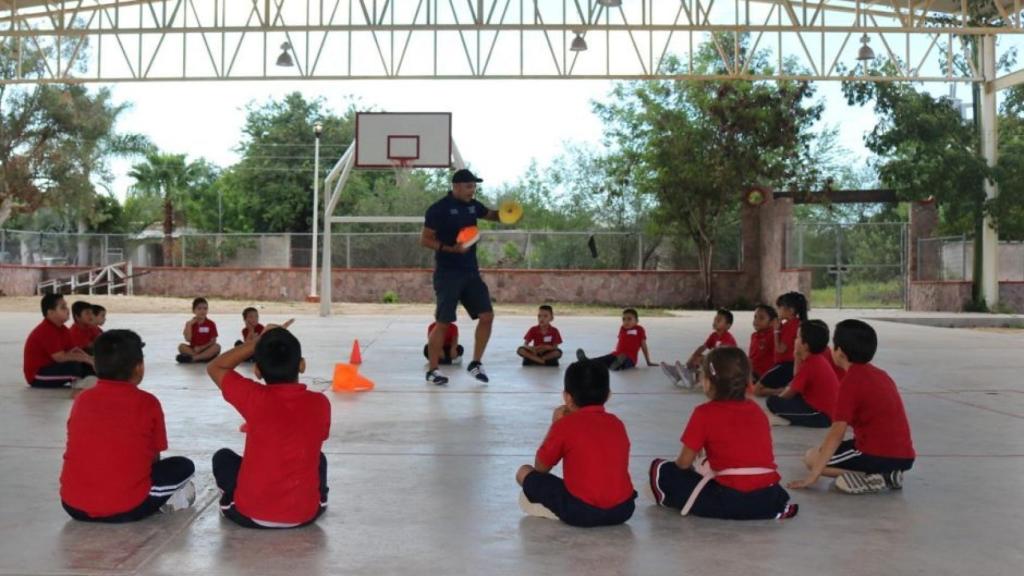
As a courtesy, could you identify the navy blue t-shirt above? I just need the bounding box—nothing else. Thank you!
[424,193,490,271]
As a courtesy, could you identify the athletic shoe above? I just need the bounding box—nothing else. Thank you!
[609,356,626,371]
[71,375,98,391]
[467,361,489,383]
[660,362,683,386]
[575,348,587,362]
[767,413,792,427]
[518,492,558,520]
[677,361,695,388]
[884,470,904,490]
[776,503,799,520]
[425,370,449,386]
[834,471,888,494]
[160,481,196,513]
[648,458,668,506]
[451,355,463,366]
[175,353,192,364]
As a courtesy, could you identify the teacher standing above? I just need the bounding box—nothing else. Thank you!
[420,169,499,386]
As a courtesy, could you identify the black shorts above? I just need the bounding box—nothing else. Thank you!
[433,269,493,323]
[828,439,915,474]
[649,459,791,520]
[522,471,635,527]
[766,394,831,428]
[760,361,794,389]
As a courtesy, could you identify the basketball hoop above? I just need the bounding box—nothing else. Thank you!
[390,158,414,189]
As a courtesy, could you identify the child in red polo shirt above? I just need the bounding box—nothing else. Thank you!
[61,330,196,522]
[233,307,265,348]
[576,308,653,371]
[761,320,840,428]
[515,359,636,527]
[517,304,564,367]
[91,304,107,331]
[748,304,777,381]
[756,291,808,394]
[207,322,331,529]
[661,308,737,388]
[68,300,100,352]
[423,321,463,365]
[23,294,95,388]
[176,297,221,363]
[650,347,798,520]
[789,320,915,495]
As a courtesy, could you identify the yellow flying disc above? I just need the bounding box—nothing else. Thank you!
[456,226,480,248]
[498,199,524,224]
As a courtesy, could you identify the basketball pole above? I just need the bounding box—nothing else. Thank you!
[320,142,356,317]
[310,121,323,300]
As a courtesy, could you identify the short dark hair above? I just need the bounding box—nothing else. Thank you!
[539,304,554,316]
[255,328,302,384]
[242,307,258,319]
[755,304,778,321]
[91,304,106,315]
[564,360,610,407]
[192,297,208,310]
[716,308,734,326]
[800,320,830,354]
[40,293,64,316]
[623,308,638,320]
[703,347,750,401]
[93,330,144,381]
[71,300,93,320]
[833,319,878,364]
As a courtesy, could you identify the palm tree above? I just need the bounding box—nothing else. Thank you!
[128,152,200,266]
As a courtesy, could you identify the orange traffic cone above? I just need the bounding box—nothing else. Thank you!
[350,339,363,365]
[332,363,375,392]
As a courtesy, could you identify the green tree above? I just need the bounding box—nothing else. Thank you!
[128,152,204,265]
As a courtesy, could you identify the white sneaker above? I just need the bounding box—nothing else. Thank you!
[767,413,792,427]
[834,472,887,495]
[660,362,683,386]
[160,481,196,513]
[72,376,98,390]
[451,355,463,366]
[518,492,558,520]
[676,361,696,388]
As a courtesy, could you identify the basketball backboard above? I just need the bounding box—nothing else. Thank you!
[355,112,452,169]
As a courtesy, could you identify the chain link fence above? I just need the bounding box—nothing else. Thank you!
[916,236,1024,281]
[0,227,743,271]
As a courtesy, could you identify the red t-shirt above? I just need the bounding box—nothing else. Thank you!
[613,325,647,365]
[427,322,459,347]
[189,319,218,347]
[524,325,563,347]
[23,318,74,384]
[835,363,915,459]
[69,323,101,350]
[824,349,847,381]
[222,371,331,524]
[773,318,800,364]
[681,400,781,492]
[748,328,775,377]
[789,353,840,419]
[242,323,265,340]
[703,330,737,350]
[536,405,634,509]
[60,380,167,516]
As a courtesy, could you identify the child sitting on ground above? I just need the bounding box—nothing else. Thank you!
[176,297,221,364]
[69,300,101,353]
[207,321,332,528]
[23,294,95,388]
[517,305,564,366]
[234,307,264,348]
[423,321,463,365]
[60,330,196,522]
[760,320,840,428]
[789,320,915,495]
[661,309,736,387]
[755,291,808,395]
[515,359,636,527]
[91,304,107,332]
[649,347,798,520]
[748,304,777,382]
[576,308,653,371]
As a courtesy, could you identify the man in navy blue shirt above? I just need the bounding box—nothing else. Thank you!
[420,169,500,385]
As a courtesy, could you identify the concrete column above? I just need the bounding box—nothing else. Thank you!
[981,34,1000,305]
[908,200,939,282]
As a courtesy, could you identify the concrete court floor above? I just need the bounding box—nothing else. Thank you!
[1,308,1022,576]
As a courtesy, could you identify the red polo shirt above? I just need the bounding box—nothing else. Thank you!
[613,325,647,365]
[748,328,775,377]
[189,319,218,347]
[682,400,781,492]
[60,380,167,517]
[773,318,800,364]
[835,363,915,459]
[789,353,840,419]
[536,405,634,509]
[524,325,563,347]
[23,318,74,384]
[69,322,101,350]
[427,322,458,347]
[703,330,737,349]
[242,323,265,340]
[222,371,331,524]
[824,349,847,381]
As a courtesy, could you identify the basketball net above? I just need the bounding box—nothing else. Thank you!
[390,158,413,190]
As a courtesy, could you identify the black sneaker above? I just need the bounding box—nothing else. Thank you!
[884,470,904,490]
[176,353,192,364]
[467,361,489,383]
[609,355,626,371]
[425,370,449,386]
[575,348,587,362]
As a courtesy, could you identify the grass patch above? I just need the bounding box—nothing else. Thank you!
[812,280,904,309]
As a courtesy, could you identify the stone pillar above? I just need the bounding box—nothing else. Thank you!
[758,194,795,304]
[908,200,939,282]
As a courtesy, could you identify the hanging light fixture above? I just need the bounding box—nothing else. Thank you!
[856,34,875,62]
[596,0,623,6]
[570,32,588,52]
[276,42,294,67]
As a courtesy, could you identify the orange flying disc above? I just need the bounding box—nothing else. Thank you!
[456,226,480,248]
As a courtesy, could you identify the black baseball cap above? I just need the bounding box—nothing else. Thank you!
[452,169,483,183]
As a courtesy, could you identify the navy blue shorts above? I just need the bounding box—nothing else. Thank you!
[522,471,635,527]
[766,394,831,428]
[649,460,791,520]
[828,439,915,474]
[433,269,493,323]
[760,361,794,389]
